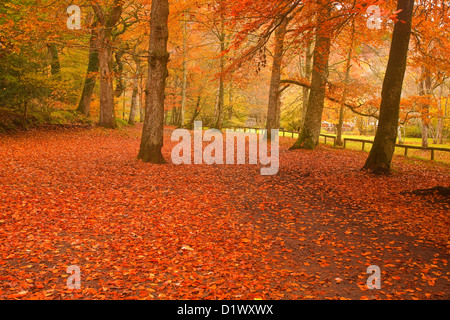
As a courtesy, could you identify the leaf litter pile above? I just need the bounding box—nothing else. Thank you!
[0,125,448,300]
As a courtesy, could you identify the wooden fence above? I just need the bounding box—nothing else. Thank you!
[343,137,449,161]
[229,127,449,162]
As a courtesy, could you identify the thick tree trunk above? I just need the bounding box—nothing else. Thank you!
[92,2,122,129]
[98,28,117,129]
[77,25,99,117]
[266,17,289,139]
[138,0,170,164]
[363,0,414,174]
[290,5,332,150]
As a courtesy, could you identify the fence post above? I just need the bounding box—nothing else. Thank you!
[404,147,408,157]
[431,149,435,161]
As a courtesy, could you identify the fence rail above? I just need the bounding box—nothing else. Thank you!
[343,137,449,161]
[228,127,449,161]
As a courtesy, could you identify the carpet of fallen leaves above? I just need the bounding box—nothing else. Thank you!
[0,124,449,300]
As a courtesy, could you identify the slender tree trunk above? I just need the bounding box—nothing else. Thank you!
[397,126,404,144]
[77,24,99,117]
[214,4,226,130]
[419,66,432,148]
[300,40,313,129]
[190,95,202,127]
[114,50,125,98]
[138,0,170,164]
[47,43,61,77]
[129,55,141,125]
[363,0,414,174]
[139,74,144,122]
[337,19,355,146]
[436,84,444,144]
[227,78,233,120]
[290,5,332,150]
[179,10,188,128]
[266,17,289,139]
[129,83,138,125]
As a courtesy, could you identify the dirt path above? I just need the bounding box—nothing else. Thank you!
[0,125,448,300]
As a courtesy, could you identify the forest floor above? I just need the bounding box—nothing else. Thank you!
[0,124,449,300]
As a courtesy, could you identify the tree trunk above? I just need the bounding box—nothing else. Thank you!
[266,17,289,139]
[47,43,61,77]
[179,10,188,128]
[129,55,141,125]
[363,0,414,174]
[129,84,138,125]
[138,0,170,164]
[398,125,404,144]
[290,5,332,150]
[98,27,117,129]
[189,95,202,127]
[337,19,355,147]
[114,50,125,98]
[92,2,122,129]
[213,5,226,130]
[227,79,233,121]
[436,84,445,144]
[300,40,313,129]
[77,24,99,117]
[419,66,432,148]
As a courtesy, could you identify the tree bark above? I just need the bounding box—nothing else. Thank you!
[436,84,445,144]
[363,0,414,174]
[213,3,226,130]
[129,84,138,125]
[419,66,432,148]
[98,27,117,128]
[92,2,122,129]
[337,19,355,146]
[77,23,99,117]
[290,5,332,150]
[189,95,202,127]
[138,0,170,164]
[179,10,188,128]
[47,43,61,77]
[266,17,289,139]
[114,50,125,98]
[300,40,313,129]
[129,55,141,125]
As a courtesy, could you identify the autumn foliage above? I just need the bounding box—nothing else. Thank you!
[0,0,449,301]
